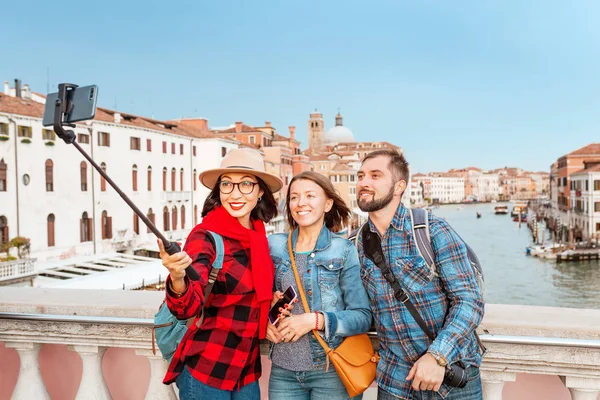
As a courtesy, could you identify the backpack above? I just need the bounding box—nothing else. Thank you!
[152,231,224,361]
[353,208,484,291]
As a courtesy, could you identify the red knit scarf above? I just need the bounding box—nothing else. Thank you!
[199,205,274,338]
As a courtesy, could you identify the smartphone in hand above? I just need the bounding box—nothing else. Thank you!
[268,286,298,325]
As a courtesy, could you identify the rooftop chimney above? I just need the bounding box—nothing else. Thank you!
[265,121,271,128]
[289,126,296,141]
[114,112,122,124]
[3,81,9,95]
[14,79,21,98]
[235,121,243,133]
[22,84,32,100]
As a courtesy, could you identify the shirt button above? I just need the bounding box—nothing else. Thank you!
[317,358,321,362]
[307,269,311,273]
[310,253,315,258]
[328,264,333,269]
[308,290,312,295]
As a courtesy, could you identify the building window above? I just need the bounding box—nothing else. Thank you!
[194,205,198,226]
[320,164,326,170]
[350,175,356,182]
[0,123,8,135]
[180,168,184,191]
[163,206,170,231]
[147,208,155,233]
[193,169,197,191]
[18,126,32,138]
[101,210,112,239]
[596,202,600,212]
[163,167,167,191]
[130,137,141,150]
[162,141,167,154]
[595,180,600,191]
[0,159,6,192]
[133,213,139,235]
[98,132,110,147]
[132,165,138,191]
[221,147,227,157]
[100,163,107,192]
[147,166,152,191]
[172,206,178,230]
[80,212,92,242]
[181,205,186,229]
[193,146,197,156]
[249,136,255,144]
[45,159,54,192]
[47,214,55,247]
[80,161,88,191]
[171,143,175,155]
[350,187,356,194]
[171,168,176,191]
[180,144,184,155]
[0,216,9,249]
[146,139,152,152]
[77,133,90,144]
[42,129,56,141]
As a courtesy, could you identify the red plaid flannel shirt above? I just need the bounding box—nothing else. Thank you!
[163,228,262,390]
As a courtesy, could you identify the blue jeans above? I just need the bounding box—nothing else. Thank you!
[175,365,260,400]
[269,364,363,400]
[377,367,482,400]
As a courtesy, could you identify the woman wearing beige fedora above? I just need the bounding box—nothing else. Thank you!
[159,148,282,400]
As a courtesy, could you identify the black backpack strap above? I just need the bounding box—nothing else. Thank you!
[361,225,435,342]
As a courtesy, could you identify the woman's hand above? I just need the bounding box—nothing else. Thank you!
[276,313,314,343]
[158,239,192,293]
[266,321,284,344]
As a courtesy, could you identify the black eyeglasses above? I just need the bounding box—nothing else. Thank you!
[219,180,258,195]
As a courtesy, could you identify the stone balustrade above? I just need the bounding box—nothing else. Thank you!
[0,258,36,283]
[0,288,599,399]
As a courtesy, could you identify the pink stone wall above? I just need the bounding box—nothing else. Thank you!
[0,342,598,400]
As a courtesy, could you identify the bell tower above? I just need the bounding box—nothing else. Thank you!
[308,110,324,152]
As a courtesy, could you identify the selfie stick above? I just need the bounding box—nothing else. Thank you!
[52,83,200,281]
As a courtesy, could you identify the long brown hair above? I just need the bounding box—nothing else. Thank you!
[286,171,350,232]
[201,175,278,222]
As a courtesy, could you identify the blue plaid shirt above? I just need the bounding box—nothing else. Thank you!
[357,205,484,399]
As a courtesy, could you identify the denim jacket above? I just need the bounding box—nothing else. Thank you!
[268,225,372,369]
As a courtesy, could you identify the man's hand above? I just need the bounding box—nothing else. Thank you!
[406,353,445,392]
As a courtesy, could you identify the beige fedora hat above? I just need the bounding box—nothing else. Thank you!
[199,148,283,193]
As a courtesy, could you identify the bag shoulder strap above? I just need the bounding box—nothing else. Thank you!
[286,234,333,355]
[190,230,224,328]
[409,208,435,271]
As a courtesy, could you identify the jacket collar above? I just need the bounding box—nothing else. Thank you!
[291,224,332,253]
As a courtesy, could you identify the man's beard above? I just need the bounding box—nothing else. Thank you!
[357,186,395,212]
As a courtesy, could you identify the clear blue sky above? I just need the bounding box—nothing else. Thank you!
[2,0,600,174]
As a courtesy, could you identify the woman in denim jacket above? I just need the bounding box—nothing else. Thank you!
[267,171,372,400]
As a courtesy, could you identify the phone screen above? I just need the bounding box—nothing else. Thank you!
[268,286,298,325]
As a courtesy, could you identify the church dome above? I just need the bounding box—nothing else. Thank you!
[324,112,354,144]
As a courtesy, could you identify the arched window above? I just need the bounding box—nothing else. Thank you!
[80,212,92,242]
[194,205,198,226]
[100,163,107,192]
[171,168,176,191]
[163,206,170,231]
[101,210,112,239]
[180,168,184,191]
[80,161,88,191]
[147,208,155,233]
[172,206,178,230]
[193,169,197,191]
[0,216,9,248]
[47,214,55,247]
[0,159,7,192]
[45,159,54,192]
[133,212,139,234]
[132,165,138,191]
[162,167,167,191]
[181,205,186,229]
[147,166,152,191]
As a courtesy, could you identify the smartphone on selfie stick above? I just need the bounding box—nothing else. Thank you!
[268,286,298,325]
[42,83,199,281]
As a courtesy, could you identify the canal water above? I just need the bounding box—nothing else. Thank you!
[432,203,600,309]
